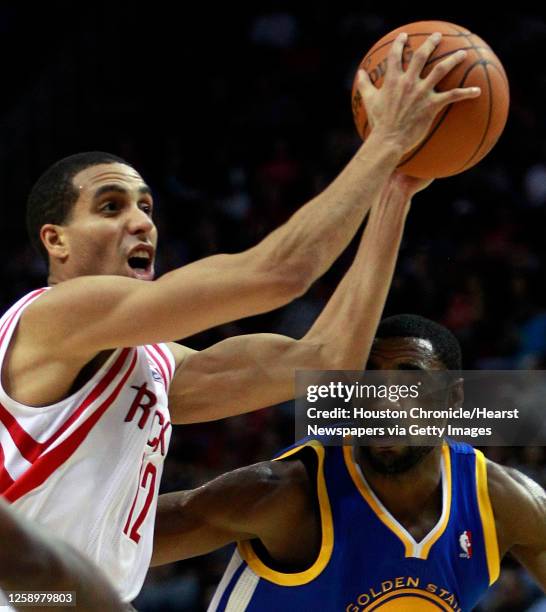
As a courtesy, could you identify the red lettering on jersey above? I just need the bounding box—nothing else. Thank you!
[123,458,157,544]
[125,384,157,429]
[147,410,171,456]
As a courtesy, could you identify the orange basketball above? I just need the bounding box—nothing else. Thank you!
[351,21,510,178]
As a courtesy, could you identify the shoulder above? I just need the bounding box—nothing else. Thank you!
[487,458,546,552]
[487,459,545,511]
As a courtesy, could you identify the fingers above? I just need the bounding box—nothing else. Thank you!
[406,32,442,80]
[424,49,468,88]
[356,68,376,111]
[384,32,408,84]
[357,68,373,93]
[434,86,481,110]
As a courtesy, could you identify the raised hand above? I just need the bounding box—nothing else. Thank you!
[357,32,481,154]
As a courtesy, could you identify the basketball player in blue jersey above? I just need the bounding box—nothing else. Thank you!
[153,315,546,612]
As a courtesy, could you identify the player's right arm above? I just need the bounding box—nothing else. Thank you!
[152,458,317,568]
[21,34,479,358]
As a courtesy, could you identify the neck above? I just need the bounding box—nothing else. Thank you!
[47,273,60,286]
[47,262,71,285]
[355,445,444,519]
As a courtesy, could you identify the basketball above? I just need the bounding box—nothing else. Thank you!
[351,21,510,178]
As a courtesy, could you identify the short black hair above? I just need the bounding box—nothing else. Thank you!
[26,151,130,261]
[376,314,462,370]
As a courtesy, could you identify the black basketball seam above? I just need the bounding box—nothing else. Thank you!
[424,46,489,67]
[397,59,485,169]
[457,63,494,171]
[454,29,495,172]
[486,60,510,90]
[469,39,509,90]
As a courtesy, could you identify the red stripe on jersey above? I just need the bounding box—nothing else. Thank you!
[0,444,14,491]
[145,347,167,389]
[0,348,132,465]
[153,344,173,382]
[3,350,138,503]
[0,290,48,349]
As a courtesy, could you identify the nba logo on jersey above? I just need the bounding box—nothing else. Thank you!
[459,530,473,558]
[149,364,164,384]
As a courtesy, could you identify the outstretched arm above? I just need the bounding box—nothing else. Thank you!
[152,458,314,567]
[0,499,124,611]
[22,33,477,361]
[168,173,429,423]
[488,459,546,591]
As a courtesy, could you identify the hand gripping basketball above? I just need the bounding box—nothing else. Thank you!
[352,21,510,178]
[357,32,481,157]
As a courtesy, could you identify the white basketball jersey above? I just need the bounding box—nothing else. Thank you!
[0,289,175,602]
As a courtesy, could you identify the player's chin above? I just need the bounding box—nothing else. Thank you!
[370,445,408,458]
[363,445,430,475]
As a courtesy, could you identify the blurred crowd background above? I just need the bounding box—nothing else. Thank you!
[0,4,545,610]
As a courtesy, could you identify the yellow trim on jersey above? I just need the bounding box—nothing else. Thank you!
[364,587,455,611]
[343,444,413,557]
[475,449,500,585]
[343,442,452,560]
[419,443,452,559]
[237,440,334,586]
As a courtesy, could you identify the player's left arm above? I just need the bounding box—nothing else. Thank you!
[166,173,430,424]
[488,459,546,590]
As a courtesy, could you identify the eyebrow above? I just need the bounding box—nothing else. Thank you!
[92,184,152,200]
[365,361,426,371]
[396,363,426,371]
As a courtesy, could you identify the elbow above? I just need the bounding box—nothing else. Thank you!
[279,268,312,300]
[248,243,317,305]
[260,265,313,306]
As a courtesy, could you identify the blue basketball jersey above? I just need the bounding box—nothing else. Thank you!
[209,439,499,612]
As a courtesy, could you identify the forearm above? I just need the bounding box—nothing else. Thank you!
[153,463,292,564]
[303,180,409,369]
[153,491,248,565]
[252,134,403,288]
[253,29,479,291]
[169,186,410,423]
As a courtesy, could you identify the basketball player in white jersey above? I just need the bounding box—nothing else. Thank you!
[0,33,480,604]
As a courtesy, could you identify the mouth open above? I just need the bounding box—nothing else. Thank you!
[127,251,154,280]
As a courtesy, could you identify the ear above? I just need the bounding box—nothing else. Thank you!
[447,377,464,410]
[40,224,69,262]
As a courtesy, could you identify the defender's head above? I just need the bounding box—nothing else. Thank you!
[369,313,462,373]
[360,314,462,475]
[27,152,157,283]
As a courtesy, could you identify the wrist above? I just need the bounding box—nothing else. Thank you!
[358,131,405,164]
